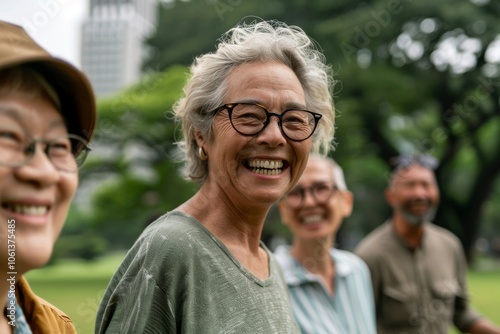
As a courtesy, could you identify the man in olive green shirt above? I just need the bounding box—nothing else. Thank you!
[356,155,500,334]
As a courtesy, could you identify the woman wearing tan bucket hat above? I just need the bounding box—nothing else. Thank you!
[0,21,96,333]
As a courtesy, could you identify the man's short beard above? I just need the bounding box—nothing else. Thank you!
[399,205,437,226]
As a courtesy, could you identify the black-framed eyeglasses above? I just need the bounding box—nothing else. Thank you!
[389,154,438,172]
[284,182,338,208]
[210,102,322,142]
[0,132,91,173]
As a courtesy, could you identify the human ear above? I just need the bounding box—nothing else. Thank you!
[385,187,395,206]
[340,191,354,218]
[277,200,291,226]
[194,130,205,148]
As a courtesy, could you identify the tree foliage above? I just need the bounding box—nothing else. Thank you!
[80,66,198,248]
[76,0,500,261]
[320,0,500,261]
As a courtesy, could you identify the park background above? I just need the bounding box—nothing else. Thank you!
[17,0,500,332]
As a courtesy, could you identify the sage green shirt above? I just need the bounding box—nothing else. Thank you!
[96,211,299,333]
[355,221,482,334]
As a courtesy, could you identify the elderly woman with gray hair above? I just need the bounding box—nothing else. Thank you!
[96,19,335,333]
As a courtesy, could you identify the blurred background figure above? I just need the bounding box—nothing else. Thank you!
[0,21,96,333]
[356,155,500,334]
[95,19,335,333]
[275,155,376,334]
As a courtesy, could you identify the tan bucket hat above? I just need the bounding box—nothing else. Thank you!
[0,21,96,141]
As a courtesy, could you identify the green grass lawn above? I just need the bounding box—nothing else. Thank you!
[25,252,126,334]
[449,269,500,334]
[467,271,500,321]
[25,254,500,334]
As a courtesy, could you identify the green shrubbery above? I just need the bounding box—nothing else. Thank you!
[52,234,110,262]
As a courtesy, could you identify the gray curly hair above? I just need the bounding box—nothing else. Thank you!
[173,20,336,185]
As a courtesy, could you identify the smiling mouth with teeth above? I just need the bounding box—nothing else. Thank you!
[2,203,49,216]
[246,159,286,175]
[302,214,324,225]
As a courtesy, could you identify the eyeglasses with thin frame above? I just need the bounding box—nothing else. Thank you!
[284,182,338,208]
[0,129,91,173]
[210,102,322,141]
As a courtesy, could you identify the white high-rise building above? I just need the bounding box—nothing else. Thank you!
[81,0,157,97]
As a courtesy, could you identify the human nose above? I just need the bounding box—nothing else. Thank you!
[302,187,317,206]
[256,115,287,147]
[15,142,60,185]
[411,184,432,202]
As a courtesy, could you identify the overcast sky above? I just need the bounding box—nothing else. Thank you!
[0,0,89,68]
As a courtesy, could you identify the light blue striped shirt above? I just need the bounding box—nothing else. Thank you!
[6,293,32,334]
[274,245,376,334]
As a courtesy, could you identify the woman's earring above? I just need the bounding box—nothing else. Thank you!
[199,146,208,160]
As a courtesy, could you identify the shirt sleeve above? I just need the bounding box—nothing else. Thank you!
[357,256,378,333]
[95,266,175,334]
[452,241,482,332]
[355,245,381,316]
